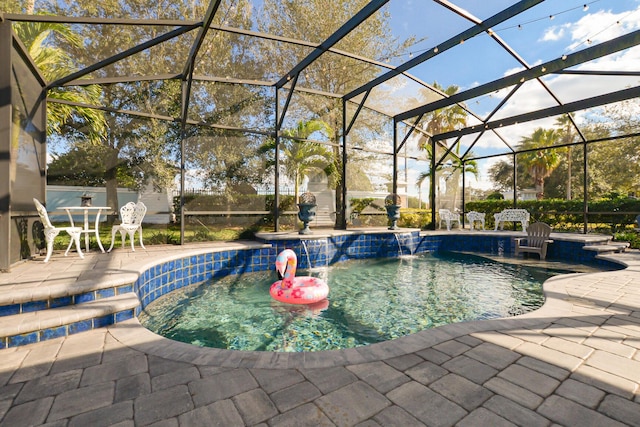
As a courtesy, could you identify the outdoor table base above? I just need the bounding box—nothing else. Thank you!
[59,206,111,253]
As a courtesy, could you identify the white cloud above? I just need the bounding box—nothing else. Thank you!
[469,5,640,153]
[540,25,565,42]
[566,6,640,52]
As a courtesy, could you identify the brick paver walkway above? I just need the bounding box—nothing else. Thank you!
[1,245,639,426]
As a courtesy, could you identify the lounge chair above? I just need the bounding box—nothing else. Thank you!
[514,222,553,260]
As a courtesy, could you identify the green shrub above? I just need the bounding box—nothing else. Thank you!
[399,209,431,229]
[349,197,383,214]
[614,231,640,249]
[466,197,640,232]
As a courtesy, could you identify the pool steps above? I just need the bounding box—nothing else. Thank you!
[583,241,630,254]
[0,230,627,348]
[0,293,139,345]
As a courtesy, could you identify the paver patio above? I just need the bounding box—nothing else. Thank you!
[0,241,639,426]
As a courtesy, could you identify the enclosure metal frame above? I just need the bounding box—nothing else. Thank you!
[0,0,638,249]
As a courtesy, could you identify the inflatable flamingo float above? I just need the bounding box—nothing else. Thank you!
[270,249,329,304]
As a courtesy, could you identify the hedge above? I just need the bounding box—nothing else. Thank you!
[466,197,640,231]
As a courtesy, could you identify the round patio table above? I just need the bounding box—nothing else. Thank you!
[59,206,111,253]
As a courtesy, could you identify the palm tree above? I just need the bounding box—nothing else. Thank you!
[444,153,480,210]
[555,114,578,200]
[417,82,468,150]
[260,119,335,204]
[416,82,470,209]
[14,20,106,143]
[518,128,561,200]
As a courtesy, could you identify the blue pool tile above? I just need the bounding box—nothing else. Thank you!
[9,332,39,347]
[0,337,6,349]
[94,314,114,328]
[75,292,95,304]
[69,319,92,335]
[0,304,20,317]
[117,284,134,294]
[49,296,73,309]
[40,326,67,341]
[116,309,134,322]
[96,288,116,299]
[22,300,48,313]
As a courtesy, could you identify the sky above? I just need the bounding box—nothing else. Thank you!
[380,0,640,194]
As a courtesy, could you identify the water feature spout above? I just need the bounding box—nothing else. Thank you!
[300,240,312,272]
[392,233,403,257]
[400,232,415,255]
[320,238,328,268]
[301,238,329,273]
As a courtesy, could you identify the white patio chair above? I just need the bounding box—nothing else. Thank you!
[438,209,460,231]
[33,198,84,263]
[466,211,486,230]
[107,201,147,252]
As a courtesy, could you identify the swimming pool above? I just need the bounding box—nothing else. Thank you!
[139,251,568,352]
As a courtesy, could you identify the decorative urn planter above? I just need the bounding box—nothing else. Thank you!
[80,193,94,207]
[385,194,402,230]
[297,192,317,235]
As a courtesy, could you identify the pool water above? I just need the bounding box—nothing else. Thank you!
[139,252,567,352]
